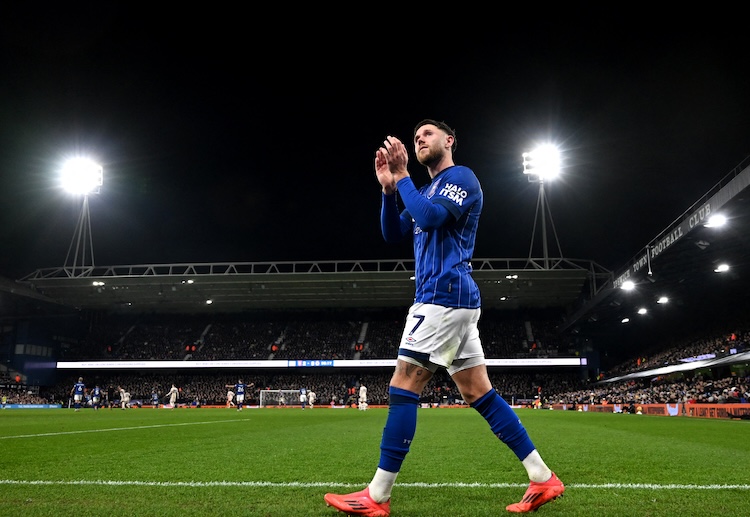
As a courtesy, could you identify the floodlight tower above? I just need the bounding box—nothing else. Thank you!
[522,145,563,269]
[60,157,103,277]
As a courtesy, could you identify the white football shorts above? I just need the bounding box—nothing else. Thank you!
[397,303,485,375]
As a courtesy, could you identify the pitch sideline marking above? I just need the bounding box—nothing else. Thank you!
[0,419,245,440]
[0,480,748,490]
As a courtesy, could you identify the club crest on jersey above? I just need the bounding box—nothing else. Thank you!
[427,181,440,199]
[440,183,468,206]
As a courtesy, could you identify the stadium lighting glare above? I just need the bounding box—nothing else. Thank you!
[522,144,564,269]
[620,280,635,291]
[621,317,630,323]
[657,296,669,304]
[60,157,103,195]
[205,299,213,305]
[522,145,561,181]
[60,157,103,277]
[637,307,647,315]
[704,213,727,228]
[714,263,729,273]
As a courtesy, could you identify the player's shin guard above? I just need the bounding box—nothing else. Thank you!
[471,389,535,461]
[378,387,419,473]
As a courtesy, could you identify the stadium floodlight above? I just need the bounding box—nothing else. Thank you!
[657,296,669,304]
[60,157,103,277]
[620,280,635,291]
[714,263,729,273]
[522,145,561,182]
[61,157,102,195]
[704,213,726,228]
[522,144,563,269]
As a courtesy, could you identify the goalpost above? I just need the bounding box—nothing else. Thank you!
[259,389,300,408]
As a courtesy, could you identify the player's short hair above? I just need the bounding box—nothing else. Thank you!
[414,119,457,153]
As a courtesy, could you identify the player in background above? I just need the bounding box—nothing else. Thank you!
[118,386,130,409]
[299,386,308,410]
[165,384,179,409]
[324,120,564,516]
[359,384,368,411]
[226,389,236,408]
[106,385,115,409]
[151,388,160,409]
[227,379,253,411]
[91,384,102,410]
[70,377,86,411]
[307,389,317,409]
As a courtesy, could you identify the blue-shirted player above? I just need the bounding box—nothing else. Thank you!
[226,379,253,411]
[91,384,102,410]
[299,387,307,410]
[70,377,86,412]
[325,120,564,516]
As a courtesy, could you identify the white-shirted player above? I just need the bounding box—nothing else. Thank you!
[359,384,368,411]
[307,389,317,409]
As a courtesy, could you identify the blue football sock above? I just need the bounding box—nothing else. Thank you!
[378,386,419,473]
[471,389,535,461]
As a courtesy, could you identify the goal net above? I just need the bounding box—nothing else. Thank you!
[259,389,300,408]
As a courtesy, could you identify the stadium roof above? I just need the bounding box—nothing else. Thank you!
[561,158,750,336]
[7,257,609,315]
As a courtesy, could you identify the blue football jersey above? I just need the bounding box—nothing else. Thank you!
[397,165,483,309]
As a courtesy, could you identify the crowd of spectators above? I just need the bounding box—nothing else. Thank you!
[62,310,575,363]
[5,308,747,409]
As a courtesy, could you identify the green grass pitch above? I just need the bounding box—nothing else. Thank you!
[1,406,748,516]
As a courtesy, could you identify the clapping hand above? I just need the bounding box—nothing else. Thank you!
[375,135,409,194]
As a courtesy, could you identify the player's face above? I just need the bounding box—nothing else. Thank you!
[414,124,448,166]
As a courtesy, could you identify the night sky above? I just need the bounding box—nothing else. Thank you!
[2,9,749,282]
